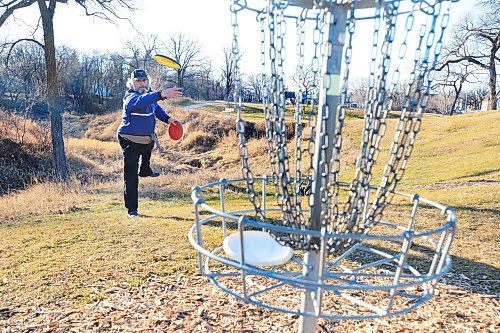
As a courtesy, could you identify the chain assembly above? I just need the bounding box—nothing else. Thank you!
[231,0,452,253]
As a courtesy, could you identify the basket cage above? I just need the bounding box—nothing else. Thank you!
[188,0,457,323]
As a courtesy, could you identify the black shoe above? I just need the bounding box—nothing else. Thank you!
[128,210,139,218]
[138,170,160,177]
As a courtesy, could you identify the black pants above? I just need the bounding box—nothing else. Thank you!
[118,135,155,212]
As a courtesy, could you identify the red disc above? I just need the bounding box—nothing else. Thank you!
[168,121,184,140]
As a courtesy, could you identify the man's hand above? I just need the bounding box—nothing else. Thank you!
[168,117,179,125]
[161,87,183,99]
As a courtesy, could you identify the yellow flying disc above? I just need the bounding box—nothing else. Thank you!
[153,54,181,69]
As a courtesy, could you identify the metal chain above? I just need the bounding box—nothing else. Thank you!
[328,4,382,244]
[305,7,324,226]
[232,2,263,218]
[367,0,450,225]
[292,8,308,235]
[274,0,295,226]
[336,3,397,245]
[259,0,304,248]
[315,10,334,240]
[268,0,281,209]
[365,0,421,224]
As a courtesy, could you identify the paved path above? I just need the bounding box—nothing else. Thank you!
[184,101,228,111]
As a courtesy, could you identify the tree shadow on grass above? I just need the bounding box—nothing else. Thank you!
[454,205,500,216]
[140,187,191,202]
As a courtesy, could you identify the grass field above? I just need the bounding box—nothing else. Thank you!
[0,107,498,332]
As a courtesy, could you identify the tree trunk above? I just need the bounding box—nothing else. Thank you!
[450,80,464,115]
[177,69,183,88]
[488,53,497,110]
[38,0,68,180]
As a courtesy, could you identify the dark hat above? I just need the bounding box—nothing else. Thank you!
[131,69,148,80]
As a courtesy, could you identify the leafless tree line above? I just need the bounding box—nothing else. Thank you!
[0,35,237,113]
[0,0,497,181]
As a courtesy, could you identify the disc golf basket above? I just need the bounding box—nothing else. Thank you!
[188,1,457,331]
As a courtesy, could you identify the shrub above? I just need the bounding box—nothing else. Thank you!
[0,109,53,195]
[181,130,219,152]
[0,138,53,195]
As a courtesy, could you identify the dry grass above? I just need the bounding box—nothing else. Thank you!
[66,138,122,173]
[83,112,122,141]
[0,178,97,221]
[181,130,219,152]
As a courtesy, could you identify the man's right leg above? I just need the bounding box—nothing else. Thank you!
[119,137,141,214]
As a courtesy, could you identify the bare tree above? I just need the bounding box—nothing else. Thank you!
[349,77,370,105]
[247,74,262,102]
[437,1,499,110]
[466,84,489,110]
[1,41,45,110]
[197,62,215,100]
[433,62,479,114]
[57,50,126,114]
[291,65,316,103]
[163,33,203,89]
[221,47,239,101]
[123,34,160,71]
[0,0,135,181]
[388,82,408,111]
[56,46,79,96]
[480,0,500,19]
[212,77,224,101]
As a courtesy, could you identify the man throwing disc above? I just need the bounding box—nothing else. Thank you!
[117,69,182,218]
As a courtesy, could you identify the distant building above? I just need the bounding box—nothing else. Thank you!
[481,100,488,112]
[481,97,500,111]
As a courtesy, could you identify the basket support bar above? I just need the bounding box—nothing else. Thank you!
[299,5,347,332]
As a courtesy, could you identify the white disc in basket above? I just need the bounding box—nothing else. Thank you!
[223,230,293,266]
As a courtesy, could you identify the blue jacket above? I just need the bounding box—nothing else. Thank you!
[117,89,170,136]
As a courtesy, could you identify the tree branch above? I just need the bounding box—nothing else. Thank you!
[5,38,44,69]
[0,0,37,26]
[437,55,489,71]
[73,0,136,26]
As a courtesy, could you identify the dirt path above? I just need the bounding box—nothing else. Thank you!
[408,179,500,190]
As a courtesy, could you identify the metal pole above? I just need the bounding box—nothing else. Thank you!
[299,5,347,333]
[220,179,228,239]
[194,200,204,275]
